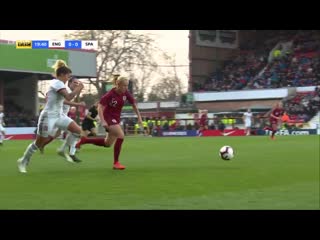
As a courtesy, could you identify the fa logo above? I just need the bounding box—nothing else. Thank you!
[111,98,117,107]
[112,119,117,123]
[123,96,127,101]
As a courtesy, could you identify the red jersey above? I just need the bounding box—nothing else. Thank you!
[200,114,208,126]
[270,107,284,124]
[99,88,135,125]
[68,111,77,120]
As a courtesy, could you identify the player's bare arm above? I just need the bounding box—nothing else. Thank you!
[59,82,84,101]
[132,103,143,125]
[97,103,107,129]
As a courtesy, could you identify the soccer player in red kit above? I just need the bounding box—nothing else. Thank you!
[264,102,284,140]
[75,75,143,170]
[198,109,208,136]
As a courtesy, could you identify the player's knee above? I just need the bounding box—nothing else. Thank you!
[71,132,81,138]
[117,132,125,139]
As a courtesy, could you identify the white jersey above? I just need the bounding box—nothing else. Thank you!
[243,112,253,127]
[0,112,4,125]
[42,79,66,117]
[243,112,253,122]
[62,86,72,115]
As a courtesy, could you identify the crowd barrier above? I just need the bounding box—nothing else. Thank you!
[3,127,319,140]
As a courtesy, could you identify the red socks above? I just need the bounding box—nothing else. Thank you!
[114,138,124,164]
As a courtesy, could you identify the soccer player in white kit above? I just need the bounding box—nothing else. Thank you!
[243,108,253,136]
[0,105,5,145]
[17,60,84,173]
[57,76,86,162]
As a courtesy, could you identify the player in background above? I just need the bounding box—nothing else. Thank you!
[197,109,208,137]
[75,75,143,170]
[17,60,84,173]
[81,101,99,137]
[56,76,86,163]
[243,108,253,136]
[263,102,285,140]
[0,105,6,145]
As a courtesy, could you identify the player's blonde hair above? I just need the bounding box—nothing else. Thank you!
[111,74,120,86]
[52,59,71,77]
[113,75,128,86]
[52,59,67,70]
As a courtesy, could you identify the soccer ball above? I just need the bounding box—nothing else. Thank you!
[219,146,234,160]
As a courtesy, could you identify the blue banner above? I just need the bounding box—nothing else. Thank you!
[161,130,198,137]
[262,129,317,136]
[65,40,82,49]
[32,40,49,49]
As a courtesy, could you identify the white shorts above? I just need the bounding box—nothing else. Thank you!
[245,121,251,128]
[0,124,5,133]
[37,111,73,138]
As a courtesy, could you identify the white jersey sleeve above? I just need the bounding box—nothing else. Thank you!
[51,79,66,92]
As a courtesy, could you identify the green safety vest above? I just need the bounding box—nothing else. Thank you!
[161,120,168,126]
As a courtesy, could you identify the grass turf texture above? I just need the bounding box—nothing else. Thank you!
[0,135,318,209]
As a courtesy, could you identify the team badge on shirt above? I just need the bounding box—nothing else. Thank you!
[123,96,127,101]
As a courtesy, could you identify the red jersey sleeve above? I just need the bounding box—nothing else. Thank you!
[126,91,135,104]
[99,91,112,106]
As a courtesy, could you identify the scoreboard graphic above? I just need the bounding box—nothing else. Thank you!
[15,40,98,50]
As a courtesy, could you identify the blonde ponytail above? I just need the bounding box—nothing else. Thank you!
[52,60,67,71]
[52,59,71,77]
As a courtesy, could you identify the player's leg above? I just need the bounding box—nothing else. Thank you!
[198,126,204,136]
[0,123,5,144]
[91,127,97,136]
[75,122,96,148]
[57,131,69,152]
[52,116,81,163]
[0,128,5,145]
[271,122,278,139]
[106,124,125,169]
[57,130,74,161]
[75,125,104,149]
[263,118,273,132]
[17,134,51,173]
[17,113,53,173]
[60,117,83,162]
[68,130,79,159]
[82,129,90,137]
[38,129,61,154]
[246,122,251,136]
[61,122,81,162]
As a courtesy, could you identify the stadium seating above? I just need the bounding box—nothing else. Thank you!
[197,30,320,92]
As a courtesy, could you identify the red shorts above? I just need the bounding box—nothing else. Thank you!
[269,118,278,125]
[104,115,120,126]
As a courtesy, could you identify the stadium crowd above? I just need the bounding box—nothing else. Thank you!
[3,100,37,127]
[194,30,320,92]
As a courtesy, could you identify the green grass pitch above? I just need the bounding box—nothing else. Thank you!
[0,135,319,209]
